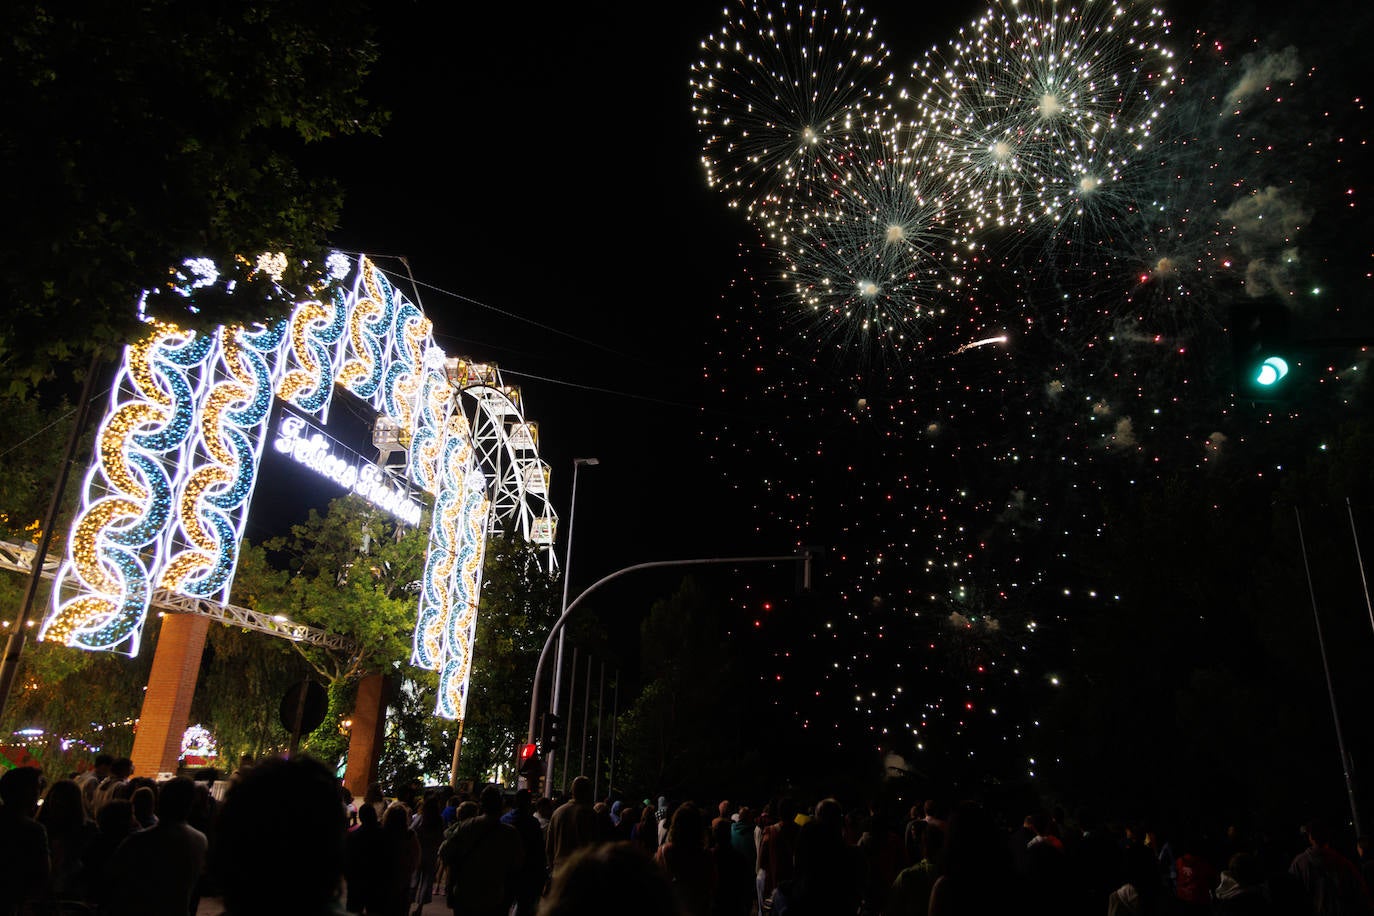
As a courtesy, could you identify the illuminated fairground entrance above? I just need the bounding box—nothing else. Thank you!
[36,254,558,786]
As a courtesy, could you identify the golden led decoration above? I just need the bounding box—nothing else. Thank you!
[46,254,558,712]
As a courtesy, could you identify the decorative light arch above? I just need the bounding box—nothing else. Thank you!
[39,254,558,721]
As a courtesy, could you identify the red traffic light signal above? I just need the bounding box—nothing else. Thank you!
[518,742,542,779]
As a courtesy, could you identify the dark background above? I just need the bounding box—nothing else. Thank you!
[314,0,1373,589]
[274,0,1374,820]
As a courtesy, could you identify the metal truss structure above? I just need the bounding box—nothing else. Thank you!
[0,538,355,651]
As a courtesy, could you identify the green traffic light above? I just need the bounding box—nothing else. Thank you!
[1255,356,1289,387]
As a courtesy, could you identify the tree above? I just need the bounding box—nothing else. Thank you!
[1031,413,1374,828]
[615,577,762,801]
[228,495,428,768]
[378,669,452,790]
[189,588,311,766]
[0,395,83,542]
[0,0,385,393]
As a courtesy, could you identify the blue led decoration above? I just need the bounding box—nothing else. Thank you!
[44,253,535,724]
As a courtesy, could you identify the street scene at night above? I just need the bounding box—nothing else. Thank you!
[2,0,1374,913]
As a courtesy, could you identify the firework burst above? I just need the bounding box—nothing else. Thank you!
[779,119,966,361]
[690,0,893,225]
[910,0,1176,234]
[1041,29,1318,353]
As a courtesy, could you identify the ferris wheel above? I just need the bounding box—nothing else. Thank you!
[449,359,557,573]
[371,356,558,574]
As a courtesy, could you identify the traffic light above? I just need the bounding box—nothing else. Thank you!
[517,742,542,779]
[1230,300,1295,399]
[544,712,563,750]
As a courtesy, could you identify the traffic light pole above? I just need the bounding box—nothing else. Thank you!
[524,552,810,757]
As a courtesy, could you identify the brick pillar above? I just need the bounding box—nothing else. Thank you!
[131,614,210,779]
[343,673,389,799]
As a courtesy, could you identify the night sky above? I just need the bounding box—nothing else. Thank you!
[320,3,769,608]
[299,0,1374,805]
[313,0,1371,561]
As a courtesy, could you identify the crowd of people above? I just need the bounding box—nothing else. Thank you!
[2,752,1374,916]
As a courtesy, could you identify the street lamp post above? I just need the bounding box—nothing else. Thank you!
[544,457,597,793]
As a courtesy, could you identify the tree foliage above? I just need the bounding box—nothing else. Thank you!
[223,495,427,767]
[379,670,453,791]
[0,395,84,541]
[615,577,763,801]
[189,614,309,766]
[1031,416,1374,830]
[258,496,427,681]
[0,0,384,392]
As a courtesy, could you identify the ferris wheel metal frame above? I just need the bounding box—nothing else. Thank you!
[445,359,558,574]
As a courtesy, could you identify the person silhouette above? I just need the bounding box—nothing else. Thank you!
[212,756,347,915]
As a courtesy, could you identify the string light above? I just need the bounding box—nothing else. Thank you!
[42,254,551,723]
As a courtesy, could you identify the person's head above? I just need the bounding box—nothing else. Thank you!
[540,842,676,916]
[536,796,554,819]
[0,766,44,816]
[38,779,86,831]
[383,802,410,833]
[570,775,593,805]
[737,806,754,825]
[189,781,214,824]
[157,776,196,825]
[110,757,134,780]
[1306,818,1333,847]
[96,798,136,839]
[718,799,734,820]
[364,782,384,805]
[93,753,114,775]
[421,792,443,824]
[357,801,378,829]
[456,800,479,822]
[814,798,843,828]
[668,801,706,849]
[214,755,346,915]
[712,818,732,850]
[923,817,947,862]
[479,784,504,818]
[131,785,157,823]
[512,788,532,815]
[639,804,657,827]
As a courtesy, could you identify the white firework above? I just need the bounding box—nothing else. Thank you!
[909,0,1175,234]
[780,119,962,357]
[690,0,893,226]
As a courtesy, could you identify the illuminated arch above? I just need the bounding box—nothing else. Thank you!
[39,254,557,722]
